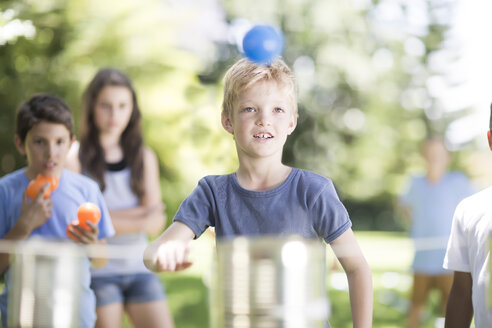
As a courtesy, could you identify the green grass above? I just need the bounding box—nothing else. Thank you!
[328,231,446,328]
[153,231,448,328]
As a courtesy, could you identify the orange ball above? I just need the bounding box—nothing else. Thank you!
[26,174,59,199]
[77,202,101,230]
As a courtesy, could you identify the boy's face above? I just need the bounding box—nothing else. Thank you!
[221,80,297,161]
[15,121,74,179]
[423,139,449,174]
[94,85,133,137]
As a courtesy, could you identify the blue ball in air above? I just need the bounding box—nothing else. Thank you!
[242,25,284,64]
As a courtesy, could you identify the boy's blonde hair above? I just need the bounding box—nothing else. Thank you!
[221,58,298,118]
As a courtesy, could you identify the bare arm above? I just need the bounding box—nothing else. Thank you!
[65,146,167,236]
[0,221,31,275]
[102,147,166,236]
[0,186,52,274]
[331,228,373,328]
[445,271,473,328]
[143,221,195,272]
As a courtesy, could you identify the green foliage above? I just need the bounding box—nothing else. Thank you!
[219,0,474,229]
[0,0,236,222]
[0,0,473,230]
[160,275,210,328]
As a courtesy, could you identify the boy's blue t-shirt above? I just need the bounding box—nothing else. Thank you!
[174,168,352,243]
[399,171,476,274]
[0,168,115,328]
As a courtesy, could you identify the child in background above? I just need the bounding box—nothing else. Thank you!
[0,94,115,328]
[443,104,492,328]
[66,68,174,328]
[399,137,476,328]
[144,58,373,327]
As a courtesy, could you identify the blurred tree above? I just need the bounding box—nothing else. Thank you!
[212,0,471,230]
[0,0,236,221]
[0,0,472,231]
[0,2,76,176]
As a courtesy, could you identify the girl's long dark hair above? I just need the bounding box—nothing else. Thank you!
[79,68,145,199]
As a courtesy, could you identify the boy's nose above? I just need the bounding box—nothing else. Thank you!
[256,112,271,126]
[46,142,56,158]
[45,143,54,158]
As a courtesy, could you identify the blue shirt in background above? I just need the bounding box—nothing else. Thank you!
[399,171,476,274]
[0,168,115,328]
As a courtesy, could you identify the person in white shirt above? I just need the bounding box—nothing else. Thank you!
[443,104,492,328]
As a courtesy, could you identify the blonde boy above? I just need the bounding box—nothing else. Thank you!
[144,58,373,327]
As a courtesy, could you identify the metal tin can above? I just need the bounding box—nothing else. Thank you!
[212,236,329,328]
[7,238,84,328]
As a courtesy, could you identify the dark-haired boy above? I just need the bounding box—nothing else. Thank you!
[0,94,114,327]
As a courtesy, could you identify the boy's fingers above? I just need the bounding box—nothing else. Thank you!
[34,183,51,200]
[156,241,192,272]
[41,182,50,193]
[85,221,99,233]
[176,261,193,270]
[67,226,82,243]
[184,242,192,259]
[75,222,99,244]
[160,245,174,271]
[173,242,193,271]
[175,244,185,264]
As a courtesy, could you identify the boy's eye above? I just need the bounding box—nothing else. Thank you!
[274,107,285,113]
[56,139,66,145]
[243,107,255,113]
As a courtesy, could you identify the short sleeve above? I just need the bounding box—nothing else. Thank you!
[312,180,351,243]
[443,200,470,272]
[0,176,22,239]
[173,178,216,238]
[0,183,9,238]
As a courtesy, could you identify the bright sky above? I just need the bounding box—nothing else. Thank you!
[444,0,492,146]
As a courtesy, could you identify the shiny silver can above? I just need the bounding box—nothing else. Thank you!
[8,238,84,328]
[212,236,329,328]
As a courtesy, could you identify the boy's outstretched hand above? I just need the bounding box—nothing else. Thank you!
[153,240,192,272]
[144,221,195,272]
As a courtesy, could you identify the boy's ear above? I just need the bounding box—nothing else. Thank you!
[221,112,234,135]
[14,135,26,156]
[287,112,298,135]
[488,130,492,151]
